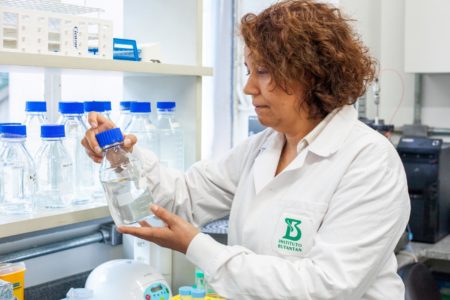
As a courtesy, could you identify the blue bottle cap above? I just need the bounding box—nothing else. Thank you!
[25,101,47,112]
[156,101,176,111]
[1,124,26,137]
[84,101,106,113]
[0,123,21,133]
[59,102,84,114]
[103,101,111,111]
[191,288,206,298]
[41,124,65,138]
[130,102,151,113]
[120,101,134,110]
[95,128,124,148]
[178,286,192,296]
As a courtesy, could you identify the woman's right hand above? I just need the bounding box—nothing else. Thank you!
[81,112,137,163]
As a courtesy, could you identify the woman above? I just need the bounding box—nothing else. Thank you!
[82,1,410,299]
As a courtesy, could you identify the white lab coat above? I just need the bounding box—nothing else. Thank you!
[134,105,410,300]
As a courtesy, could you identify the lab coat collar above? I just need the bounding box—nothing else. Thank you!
[308,105,357,157]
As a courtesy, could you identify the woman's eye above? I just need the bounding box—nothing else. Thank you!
[256,67,268,74]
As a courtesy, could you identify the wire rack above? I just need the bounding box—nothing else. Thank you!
[0,0,104,15]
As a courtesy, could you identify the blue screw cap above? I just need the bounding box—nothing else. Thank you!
[26,101,47,112]
[0,124,26,137]
[130,102,151,113]
[84,101,106,113]
[156,101,176,111]
[95,128,124,148]
[59,102,84,114]
[41,124,65,138]
[120,101,134,110]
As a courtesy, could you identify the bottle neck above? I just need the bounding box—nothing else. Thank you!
[0,137,26,143]
[102,142,124,151]
[41,137,64,142]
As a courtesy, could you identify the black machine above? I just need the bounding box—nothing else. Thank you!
[397,136,450,243]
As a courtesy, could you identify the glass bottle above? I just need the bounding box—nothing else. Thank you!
[118,101,133,130]
[156,101,184,170]
[125,101,159,155]
[58,102,95,205]
[83,100,108,201]
[103,100,112,120]
[35,124,73,209]
[23,100,47,156]
[0,124,36,215]
[191,288,206,300]
[97,128,153,226]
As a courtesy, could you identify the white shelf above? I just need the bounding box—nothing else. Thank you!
[0,51,213,76]
[0,204,110,238]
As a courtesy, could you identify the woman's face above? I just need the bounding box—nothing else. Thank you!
[243,48,307,134]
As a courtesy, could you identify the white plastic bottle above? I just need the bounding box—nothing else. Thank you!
[23,100,47,156]
[35,124,73,209]
[125,102,159,155]
[156,101,184,170]
[118,101,133,130]
[96,128,153,226]
[0,124,36,215]
[58,102,95,205]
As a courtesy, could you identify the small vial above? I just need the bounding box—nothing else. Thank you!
[191,288,206,300]
[179,286,192,300]
[195,268,205,290]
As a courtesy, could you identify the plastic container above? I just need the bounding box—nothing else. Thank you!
[0,124,36,215]
[125,101,159,155]
[179,286,192,300]
[35,124,73,209]
[194,268,206,290]
[191,288,206,300]
[0,262,26,300]
[0,279,14,300]
[156,101,184,170]
[96,128,153,226]
[118,101,133,130]
[23,100,47,156]
[58,102,95,205]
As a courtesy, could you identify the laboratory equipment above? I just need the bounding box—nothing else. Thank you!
[83,101,107,119]
[58,102,95,205]
[96,128,153,226]
[179,286,192,300]
[84,259,171,300]
[35,124,73,209]
[191,288,206,300]
[156,101,184,170]
[0,125,36,215]
[397,136,450,243]
[0,262,26,300]
[118,101,133,129]
[23,100,47,155]
[125,101,159,155]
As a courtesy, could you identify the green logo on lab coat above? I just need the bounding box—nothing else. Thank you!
[282,218,302,241]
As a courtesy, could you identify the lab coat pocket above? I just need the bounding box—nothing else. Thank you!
[272,202,327,257]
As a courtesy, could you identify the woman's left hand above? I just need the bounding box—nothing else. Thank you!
[117,205,200,254]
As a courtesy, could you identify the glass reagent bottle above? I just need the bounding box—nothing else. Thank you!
[96,128,153,226]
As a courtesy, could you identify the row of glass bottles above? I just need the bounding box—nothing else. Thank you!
[24,100,184,170]
[0,124,80,214]
[0,100,184,215]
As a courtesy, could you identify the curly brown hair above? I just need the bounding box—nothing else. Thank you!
[240,0,377,119]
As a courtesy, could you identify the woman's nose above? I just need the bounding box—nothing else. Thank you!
[243,76,258,96]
